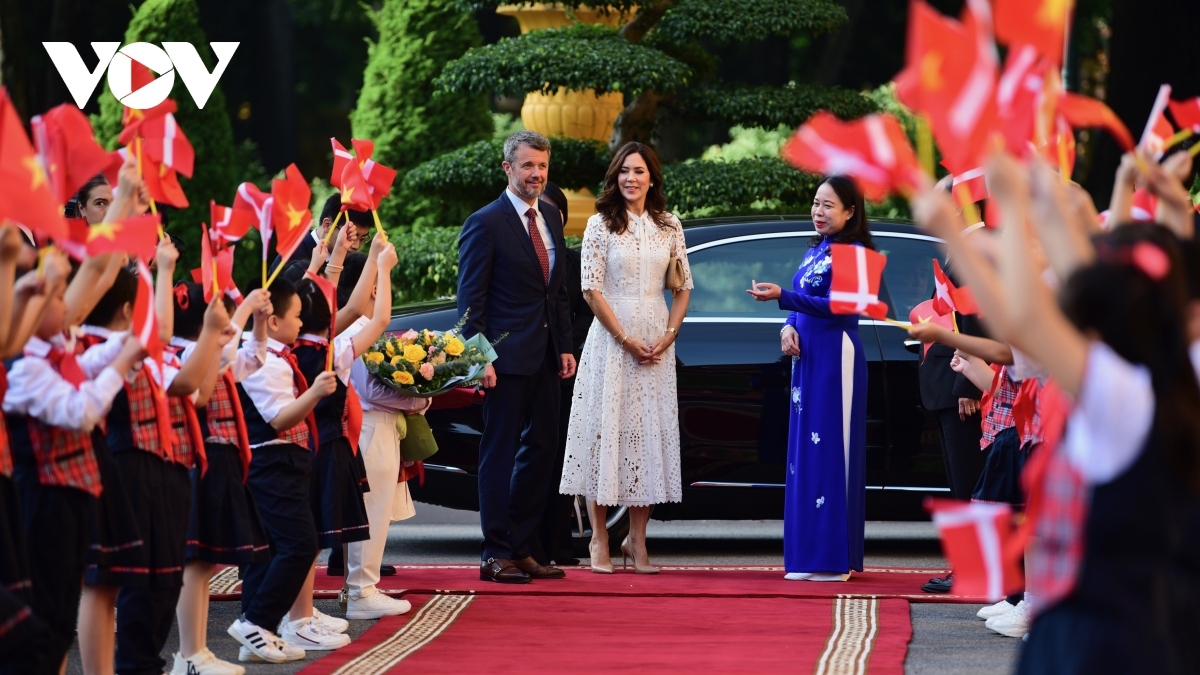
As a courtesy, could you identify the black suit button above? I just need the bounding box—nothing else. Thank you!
[543,322,548,328]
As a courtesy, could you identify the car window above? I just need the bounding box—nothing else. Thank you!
[681,235,809,317]
[874,235,946,320]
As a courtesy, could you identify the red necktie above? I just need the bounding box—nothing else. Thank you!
[525,208,550,284]
[343,384,363,455]
[48,347,88,387]
[221,370,254,482]
[274,347,320,451]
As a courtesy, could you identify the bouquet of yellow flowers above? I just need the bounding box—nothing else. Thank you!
[361,312,502,397]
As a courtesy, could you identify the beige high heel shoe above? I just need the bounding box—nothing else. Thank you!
[620,537,659,574]
[589,540,613,574]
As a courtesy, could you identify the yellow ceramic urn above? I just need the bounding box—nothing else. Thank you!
[496,3,635,236]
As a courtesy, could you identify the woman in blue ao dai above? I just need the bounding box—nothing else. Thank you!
[748,175,870,582]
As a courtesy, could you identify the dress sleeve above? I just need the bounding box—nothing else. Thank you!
[1063,341,1155,485]
[580,215,608,293]
[671,216,694,291]
[778,290,833,318]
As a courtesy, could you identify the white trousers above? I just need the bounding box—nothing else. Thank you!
[347,409,415,599]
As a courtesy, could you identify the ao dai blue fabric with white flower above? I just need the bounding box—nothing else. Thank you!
[777,236,867,574]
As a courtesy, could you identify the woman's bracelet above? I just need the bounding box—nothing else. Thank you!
[615,331,627,345]
[325,264,344,273]
[666,326,678,335]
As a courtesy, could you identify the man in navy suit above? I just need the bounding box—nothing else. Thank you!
[457,130,576,583]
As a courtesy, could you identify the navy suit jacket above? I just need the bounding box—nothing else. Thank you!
[457,191,573,376]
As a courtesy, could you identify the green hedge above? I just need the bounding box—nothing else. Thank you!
[391,226,460,303]
[402,137,611,206]
[663,157,821,219]
[678,82,876,130]
[435,24,691,98]
[655,0,847,43]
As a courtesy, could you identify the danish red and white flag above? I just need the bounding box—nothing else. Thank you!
[829,243,889,320]
[135,113,194,178]
[932,258,979,315]
[1168,96,1200,132]
[133,259,163,363]
[941,160,989,204]
[926,498,1025,600]
[1140,85,1175,158]
[210,201,254,245]
[232,181,273,261]
[782,112,923,202]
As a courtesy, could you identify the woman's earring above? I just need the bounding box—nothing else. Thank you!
[650,183,655,187]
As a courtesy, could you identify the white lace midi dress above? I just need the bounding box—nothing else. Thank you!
[559,211,694,506]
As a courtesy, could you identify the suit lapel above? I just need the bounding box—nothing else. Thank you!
[500,192,543,275]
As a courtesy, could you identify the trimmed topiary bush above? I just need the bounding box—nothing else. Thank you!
[390,226,461,303]
[351,0,493,231]
[663,157,821,219]
[93,0,238,278]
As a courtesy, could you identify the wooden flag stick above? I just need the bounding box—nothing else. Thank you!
[1162,128,1195,151]
[1190,142,1200,159]
[952,183,981,228]
[371,209,384,235]
[261,257,267,289]
[916,116,934,178]
[322,210,345,245]
[881,317,912,329]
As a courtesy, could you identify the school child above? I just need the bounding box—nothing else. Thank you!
[165,282,272,675]
[2,250,145,674]
[340,246,426,618]
[228,278,338,664]
[81,241,221,675]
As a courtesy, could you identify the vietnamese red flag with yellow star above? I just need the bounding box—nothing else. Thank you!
[894,0,998,171]
[1168,96,1200,132]
[908,298,955,357]
[993,44,1048,157]
[210,201,254,245]
[269,164,312,266]
[331,138,398,209]
[0,89,68,242]
[338,159,374,212]
[30,104,117,207]
[781,112,924,202]
[994,0,1073,66]
[138,152,189,209]
[85,213,161,262]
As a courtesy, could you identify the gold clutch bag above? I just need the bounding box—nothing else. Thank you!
[665,256,686,291]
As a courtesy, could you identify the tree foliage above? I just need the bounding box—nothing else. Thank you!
[402,137,612,204]
[435,25,691,98]
[93,0,237,278]
[678,82,877,130]
[663,157,821,219]
[351,0,494,230]
[654,0,846,43]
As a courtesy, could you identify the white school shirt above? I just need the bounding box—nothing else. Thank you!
[82,325,184,395]
[170,322,267,383]
[1061,341,1154,486]
[238,337,303,449]
[506,187,556,271]
[3,334,127,431]
[343,316,431,415]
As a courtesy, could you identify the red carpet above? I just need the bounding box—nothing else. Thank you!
[298,594,912,675]
[209,564,984,603]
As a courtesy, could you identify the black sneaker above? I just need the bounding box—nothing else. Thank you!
[921,573,954,593]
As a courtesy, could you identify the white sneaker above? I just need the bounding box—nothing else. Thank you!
[784,573,813,581]
[237,638,305,663]
[171,649,245,675]
[312,608,350,633]
[281,608,349,635]
[226,618,287,664]
[346,591,412,620]
[281,616,351,651]
[977,599,1017,620]
[985,599,1031,638]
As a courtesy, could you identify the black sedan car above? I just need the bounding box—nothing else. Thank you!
[387,217,949,543]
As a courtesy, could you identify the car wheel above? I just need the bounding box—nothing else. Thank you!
[568,496,630,552]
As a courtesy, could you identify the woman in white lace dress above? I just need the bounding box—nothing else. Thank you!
[559,142,693,574]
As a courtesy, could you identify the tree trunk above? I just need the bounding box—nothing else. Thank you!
[1082,0,1200,206]
[610,89,663,150]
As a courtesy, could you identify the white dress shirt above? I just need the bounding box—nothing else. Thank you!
[170,323,266,383]
[4,335,127,432]
[238,337,303,448]
[343,316,431,415]
[506,187,555,272]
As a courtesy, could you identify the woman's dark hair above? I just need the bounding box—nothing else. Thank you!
[337,252,368,308]
[540,182,569,223]
[73,174,109,210]
[296,277,332,335]
[172,282,207,340]
[85,267,137,327]
[810,175,874,250]
[1061,224,1200,491]
[595,142,671,235]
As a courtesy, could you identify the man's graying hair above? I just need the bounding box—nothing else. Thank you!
[503,130,551,165]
